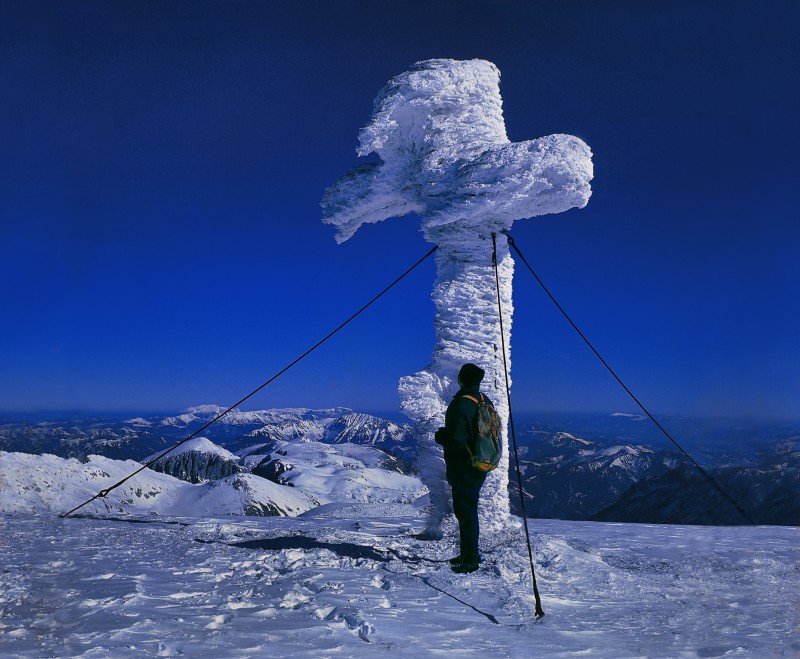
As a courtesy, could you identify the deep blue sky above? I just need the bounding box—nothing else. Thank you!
[1,0,798,420]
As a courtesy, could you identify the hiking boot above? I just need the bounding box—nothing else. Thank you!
[451,555,480,573]
[449,554,481,566]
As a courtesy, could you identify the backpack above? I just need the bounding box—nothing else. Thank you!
[461,393,501,472]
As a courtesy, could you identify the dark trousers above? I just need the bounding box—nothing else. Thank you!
[451,481,482,559]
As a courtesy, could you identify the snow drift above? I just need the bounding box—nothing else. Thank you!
[0,511,795,657]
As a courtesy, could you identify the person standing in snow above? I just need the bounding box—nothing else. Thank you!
[435,363,492,573]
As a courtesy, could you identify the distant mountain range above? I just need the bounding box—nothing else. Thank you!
[508,425,799,526]
[593,453,800,526]
[1,406,797,525]
[0,406,414,463]
[0,407,423,518]
[508,430,683,520]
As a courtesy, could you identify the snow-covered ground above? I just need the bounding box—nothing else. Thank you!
[1,508,796,657]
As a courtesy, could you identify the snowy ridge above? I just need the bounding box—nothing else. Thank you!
[0,451,190,516]
[238,411,404,443]
[0,426,425,518]
[0,410,424,519]
[245,418,327,443]
[595,461,800,525]
[144,437,239,463]
[192,473,318,517]
[550,431,593,447]
[161,406,354,428]
[234,410,415,460]
[0,451,315,517]
[322,413,412,456]
[250,440,425,505]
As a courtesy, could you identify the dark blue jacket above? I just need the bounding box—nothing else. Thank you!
[439,385,490,488]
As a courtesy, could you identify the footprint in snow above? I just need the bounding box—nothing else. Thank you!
[279,585,313,609]
[324,606,375,642]
[204,613,232,629]
[371,575,391,590]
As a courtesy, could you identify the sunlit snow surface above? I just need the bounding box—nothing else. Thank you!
[1,508,796,657]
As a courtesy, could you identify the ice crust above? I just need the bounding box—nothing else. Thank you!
[322,59,593,534]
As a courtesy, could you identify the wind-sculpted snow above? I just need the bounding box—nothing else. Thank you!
[322,59,592,243]
[0,510,796,656]
[322,58,593,536]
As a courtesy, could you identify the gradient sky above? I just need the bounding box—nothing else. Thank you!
[1,0,798,419]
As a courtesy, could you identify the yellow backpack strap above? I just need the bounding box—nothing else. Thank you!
[461,395,479,405]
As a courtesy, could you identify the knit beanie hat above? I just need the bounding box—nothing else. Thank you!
[458,363,485,387]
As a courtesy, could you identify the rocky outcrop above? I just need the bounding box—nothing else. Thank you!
[145,438,242,484]
[147,451,241,484]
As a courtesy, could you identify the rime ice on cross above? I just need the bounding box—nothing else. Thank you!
[322,59,593,537]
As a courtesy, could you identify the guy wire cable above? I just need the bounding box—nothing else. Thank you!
[491,232,546,620]
[503,231,755,526]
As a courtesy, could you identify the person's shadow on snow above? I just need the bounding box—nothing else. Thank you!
[196,535,392,562]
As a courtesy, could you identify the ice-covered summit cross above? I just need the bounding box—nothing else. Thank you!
[322,58,593,536]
